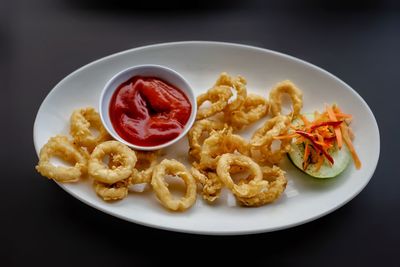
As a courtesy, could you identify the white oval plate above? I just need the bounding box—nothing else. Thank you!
[33,41,380,235]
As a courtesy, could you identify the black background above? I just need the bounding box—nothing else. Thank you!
[2,0,399,266]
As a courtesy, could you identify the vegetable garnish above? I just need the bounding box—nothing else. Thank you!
[275,104,361,171]
[295,130,334,165]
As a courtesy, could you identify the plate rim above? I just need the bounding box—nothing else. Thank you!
[33,41,380,235]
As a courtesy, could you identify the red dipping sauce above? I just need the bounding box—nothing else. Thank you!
[109,76,192,147]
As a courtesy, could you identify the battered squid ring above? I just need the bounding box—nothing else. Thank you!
[258,139,292,164]
[269,80,303,118]
[199,128,250,170]
[70,107,111,152]
[215,72,247,112]
[251,115,290,146]
[93,178,130,201]
[250,115,291,164]
[36,135,89,183]
[151,159,197,211]
[236,166,287,206]
[130,150,160,184]
[88,141,137,184]
[228,94,269,130]
[216,153,268,198]
[196,86,232,120]
[93,153,133,201]
[191,167,222,202]
[188,119,226,161]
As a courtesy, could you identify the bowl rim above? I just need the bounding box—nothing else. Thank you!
[99,64,197,151]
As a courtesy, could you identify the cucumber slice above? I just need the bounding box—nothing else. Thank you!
[287,114,351,178]
[288,142,350,178]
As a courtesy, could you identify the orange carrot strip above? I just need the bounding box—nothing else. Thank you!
[314,111,322,121]
[315,133,331,148]
[334,106,353,121]
[295,130,334,164]
[340,124,362,169]
[324,136,336,143]
[301,115,311,127]
[315,141,330,148]
[310,120,343,131]
[335,113,353,119]
[332,105,342,113]
[326,104,343,149]
[303,141,310,170]
[315,132,330,148]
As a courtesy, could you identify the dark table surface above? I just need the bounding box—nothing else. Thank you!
[2,0,399,266]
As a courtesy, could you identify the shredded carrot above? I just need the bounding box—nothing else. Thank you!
[332,105,341,113]
[340,123,362,169]
[274,103,361,171]
[314,111,321,121]
[310,120,343,131]
[324,136,336,143]
[303,141,310,170]
[301,115,311,128]
[315,132,330,148]
[326,104,343,149]
[333,106,353,120]
[315,140,330,148]
[335,113,352,119]
[295,130,334,164]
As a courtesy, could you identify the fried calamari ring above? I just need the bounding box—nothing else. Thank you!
[191,167,222,202]
[216,153,268,198]
[251,115,290,146]
[36,135,89,183]
[93,153,134,201]
[130,150,160,184]
[88,141,137,184]
[236,166,287,206]
[151,159,197,211]
[188,119,226,161]
[228,94,269,130]
[196,86,232,120]
[93,178,130,201]
[215,72,247,112]
[70,107,111,152]
[269,80,303,118]
[199,128,250,169]
[250,115,291,164]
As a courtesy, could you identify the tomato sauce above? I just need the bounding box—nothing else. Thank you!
[109,76,191,147]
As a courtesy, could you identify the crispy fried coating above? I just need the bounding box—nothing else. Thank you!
[235,165,287,206]
[88,141,137,184]
[215,72,247,112]
[36,135,89,182]
[70,107,111,152]
[196,85,232,120]
[188,119,226,161]
[191,167,223,202]
[93,178,130,201]
[199,128,250,169]
[151,159,197,211]
[130,150,160,184]
[216,153,268,198]
[269,80,303,118]
[228,94,269,130]
[251,115,291,164]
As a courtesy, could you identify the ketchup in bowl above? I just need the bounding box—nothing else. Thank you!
[109,76,192,147]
